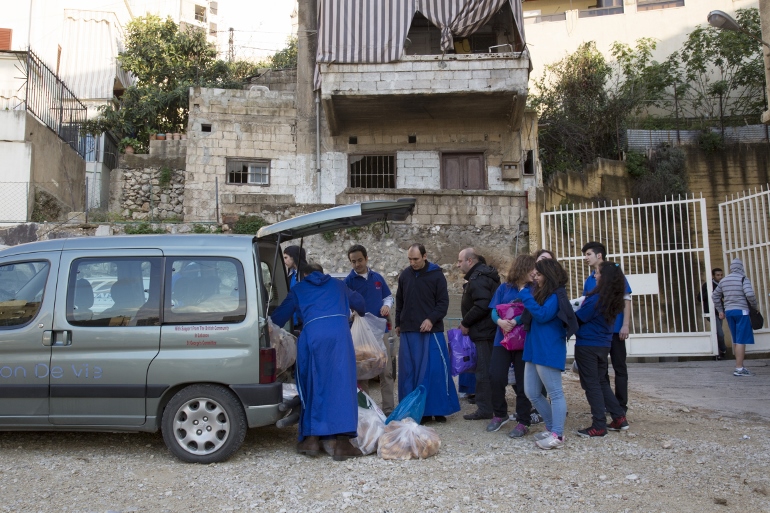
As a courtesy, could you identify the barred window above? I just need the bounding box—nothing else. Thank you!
[349,155,396,188]
[227,159,270,185]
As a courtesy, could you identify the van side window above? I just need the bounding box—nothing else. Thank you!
[67,258,161,327]
[0,261,50,328]
[165,258,246,324]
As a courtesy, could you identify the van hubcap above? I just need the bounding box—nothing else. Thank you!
[172,397,230,455]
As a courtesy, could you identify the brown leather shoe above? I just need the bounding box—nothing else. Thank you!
[333,436,362,461]
[296,436,320,457]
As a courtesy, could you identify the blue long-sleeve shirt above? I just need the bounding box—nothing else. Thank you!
[519,287,568,371]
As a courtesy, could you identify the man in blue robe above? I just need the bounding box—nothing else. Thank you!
[271,263,366,461]
[395,244,460,423]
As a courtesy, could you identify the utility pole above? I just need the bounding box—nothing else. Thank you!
[228,27,234,62]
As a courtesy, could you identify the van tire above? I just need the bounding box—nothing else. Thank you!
[161,384,247,463]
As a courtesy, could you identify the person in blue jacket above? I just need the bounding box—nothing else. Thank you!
[395,243,460,423]
[487,254,538,437]
[344,244,396,415]
[271,263,366,461]
[574,261,629,438]
[520,258,574,450]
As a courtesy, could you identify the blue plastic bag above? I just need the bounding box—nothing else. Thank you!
[385,385,426,425]
[447,328,477,376]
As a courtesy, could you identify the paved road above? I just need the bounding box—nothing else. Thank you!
[628,357,770,421]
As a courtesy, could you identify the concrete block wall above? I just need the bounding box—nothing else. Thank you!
[186,87,302,221]
[397,151,441,189]
[320,54,529,96]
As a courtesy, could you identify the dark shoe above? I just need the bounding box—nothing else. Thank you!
[419,416,431,425]
[467,395,476,405]
[433,415,447,423]
[576,426,607,438]
[296,435,320,457]
[486,416,509,432]
[608,416,629,431]
[333,436,362,461]
[507,423,529,438]
[529,412,543,425]
[463,410,493,421]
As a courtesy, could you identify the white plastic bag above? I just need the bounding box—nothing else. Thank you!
[571,296,586,312]
[268,318,297,375]
[351,407,386,455]
[351,312,387,380]
[363,313,387,343]
[377,417,441,460]
[357,387,387,423]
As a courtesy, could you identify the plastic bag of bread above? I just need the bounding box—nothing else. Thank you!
[377,417,441,460]
[351,406,385,455]
[350,312,387,380]
[268,318,297,375]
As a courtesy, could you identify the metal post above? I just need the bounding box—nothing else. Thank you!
[215,176,220,224]
[150,181,154,224]
[85,176,89,224]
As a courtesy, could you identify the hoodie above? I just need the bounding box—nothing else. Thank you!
[712,259,757,313]
[271,271,365,327]
[395,261,449,333]
[460,262,501,341]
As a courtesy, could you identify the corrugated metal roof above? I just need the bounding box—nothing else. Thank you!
[60,10,135,102]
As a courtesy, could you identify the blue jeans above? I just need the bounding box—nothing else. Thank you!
[524,362,566,437]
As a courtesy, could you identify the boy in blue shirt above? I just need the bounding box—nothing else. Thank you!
[582,241,632,414]
[345,244,396,415]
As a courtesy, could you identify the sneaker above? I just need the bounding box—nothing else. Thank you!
[576,426,607,438]
[486,416,509,432]
[534,431,552,441]
[608,416,629,431]
[535,432,565,450]
[457,392,468,398]
[530,412,543,425]
[734,367,753,377]
[507,423,529,438]
[463,410,493,421]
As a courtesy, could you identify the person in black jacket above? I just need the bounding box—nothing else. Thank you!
[457,248,500,421]
[395,243,461,423]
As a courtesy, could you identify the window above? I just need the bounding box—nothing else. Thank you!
[523,150,535,176]
[209,22,217,35]
[209,1,218,15]
[194,4,206,22]
[67,258,161,327]
[349,155,395,189]
[441,153,486,190]
[0,29,11,51]
[227,159,270,185]
[165,258,246,324]
[0,261,49,328]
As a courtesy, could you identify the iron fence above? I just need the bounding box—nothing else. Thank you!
[17,50,88,158]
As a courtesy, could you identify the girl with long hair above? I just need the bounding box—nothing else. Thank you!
[519,258,575,450]
[574,261,629,438]
[486,254,537,436]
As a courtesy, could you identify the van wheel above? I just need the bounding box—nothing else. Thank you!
[161,384,247,463]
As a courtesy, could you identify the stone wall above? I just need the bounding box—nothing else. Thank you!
[110,140,187,220]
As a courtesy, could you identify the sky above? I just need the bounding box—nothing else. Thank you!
[215,0,297,62]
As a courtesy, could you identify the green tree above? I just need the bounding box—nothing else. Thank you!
[82,16,258,144]
[658,8,765,126]
[269,37,298,69]
[530,40,665,178]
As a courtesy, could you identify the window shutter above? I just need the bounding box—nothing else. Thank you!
[0,29,12,50]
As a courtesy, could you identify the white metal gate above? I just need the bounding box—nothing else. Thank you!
[718,187,770,352]
[541,196,716,357]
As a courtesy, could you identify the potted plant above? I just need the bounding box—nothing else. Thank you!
[119,137,142,154]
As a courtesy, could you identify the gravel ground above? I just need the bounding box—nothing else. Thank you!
[1,371,769,513]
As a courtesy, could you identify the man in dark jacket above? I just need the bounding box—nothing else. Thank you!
[457,248,500,421]
[697,268,726,359]
[395,243,460,423]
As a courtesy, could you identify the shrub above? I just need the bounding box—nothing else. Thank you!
[232,215,268,234]
[158,166,173,187]
[697,130,724,153]
[125,222,165,234]
[625,151,649,178]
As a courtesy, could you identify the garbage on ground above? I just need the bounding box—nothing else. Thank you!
[351,312,387,380]
[377,417,441,460]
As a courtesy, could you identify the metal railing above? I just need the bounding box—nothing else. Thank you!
[523,12,567,24]
[637,0,685,11]
[627,125,770,151]
[578,6,624,18]
[17,50,88,158]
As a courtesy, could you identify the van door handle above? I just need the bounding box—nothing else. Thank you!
[43,330,71,347]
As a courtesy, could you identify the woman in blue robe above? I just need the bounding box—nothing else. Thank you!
[271,267,366,461]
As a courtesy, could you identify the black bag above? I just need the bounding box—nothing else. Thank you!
[742,277,764,330]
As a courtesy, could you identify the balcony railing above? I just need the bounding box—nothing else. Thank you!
[523,12,567,24]
[637,0,685,12]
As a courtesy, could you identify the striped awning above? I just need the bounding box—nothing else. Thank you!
[60,10,135,102]
[316,0,525,85]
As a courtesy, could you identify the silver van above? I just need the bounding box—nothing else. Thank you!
[0,199,415,463]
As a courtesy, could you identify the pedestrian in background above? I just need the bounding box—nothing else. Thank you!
[713,259,758,376]
[698,268,727,360]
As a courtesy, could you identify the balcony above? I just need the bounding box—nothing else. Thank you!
[318,51,530,135]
